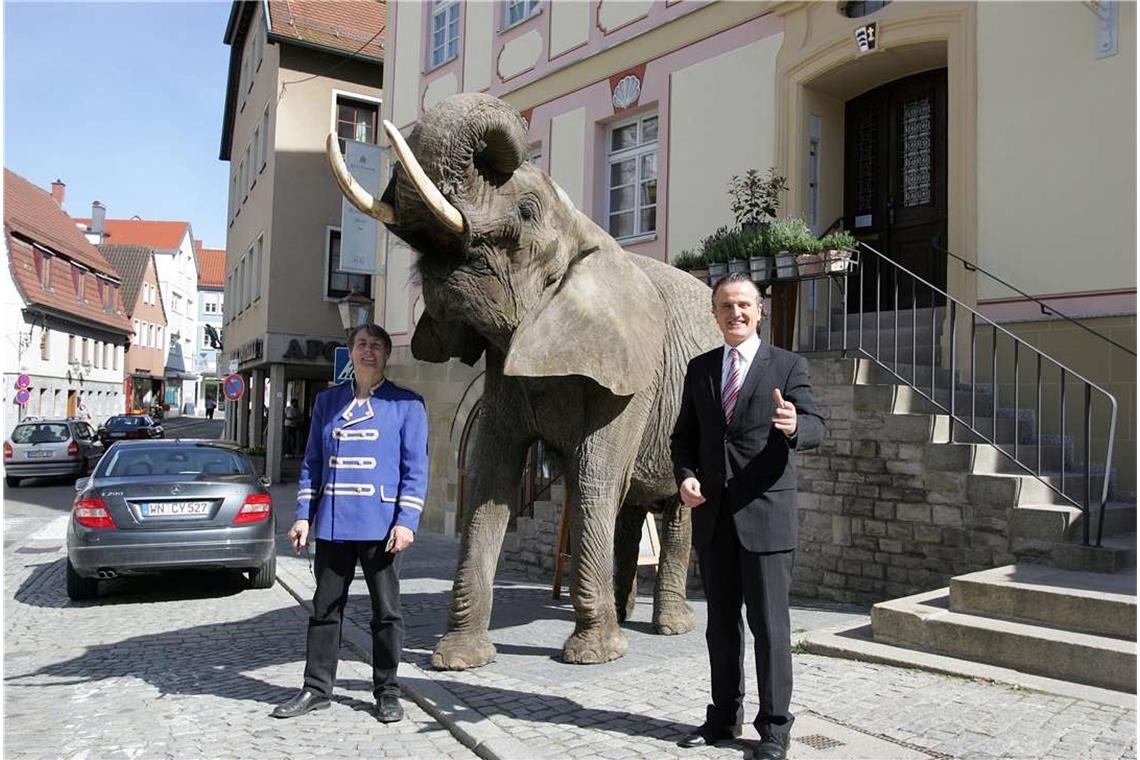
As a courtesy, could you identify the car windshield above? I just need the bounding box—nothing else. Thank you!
[106,416,146,429]
[96,446,252,478]
[11,423,70,444]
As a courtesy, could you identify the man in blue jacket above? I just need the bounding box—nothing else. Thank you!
[272,323,429,723]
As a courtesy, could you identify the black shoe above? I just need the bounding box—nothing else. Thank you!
[375,693,404,723]
[753,733,790,760]
[678,724,742,748]
[271,689,331,718]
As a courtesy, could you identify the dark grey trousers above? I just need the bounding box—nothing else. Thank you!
[697,510,795,738]
[303,539,403,699]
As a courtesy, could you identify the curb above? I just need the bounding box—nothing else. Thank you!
[798,623,1136,709]
[276,559,537,760]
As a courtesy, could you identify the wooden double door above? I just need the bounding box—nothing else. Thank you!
[845,69,948,311]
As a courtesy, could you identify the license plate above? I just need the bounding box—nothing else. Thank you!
[109,432,126,438]
[26,450,52,459]
[140,501,212,518]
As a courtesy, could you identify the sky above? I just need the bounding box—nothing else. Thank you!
[5,1,234,249]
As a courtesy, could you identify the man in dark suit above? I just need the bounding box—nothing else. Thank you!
[670,272,825,760]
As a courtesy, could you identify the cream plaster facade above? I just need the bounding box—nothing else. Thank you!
[379,0,1136,534]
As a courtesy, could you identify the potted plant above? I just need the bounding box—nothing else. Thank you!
[765,218,816,279]
[728,168,787,231]
[700,226,735,283]
[671,249,708,282]
[741,225,773,282]
[817,230,858,273]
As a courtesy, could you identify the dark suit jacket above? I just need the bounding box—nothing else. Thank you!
[670,341,824,553]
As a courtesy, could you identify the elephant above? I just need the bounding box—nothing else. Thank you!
[326,92,723,670]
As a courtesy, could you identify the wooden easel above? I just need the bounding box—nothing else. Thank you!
[551,498,661,599]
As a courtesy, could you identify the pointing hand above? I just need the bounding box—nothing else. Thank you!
[772,388,797,437]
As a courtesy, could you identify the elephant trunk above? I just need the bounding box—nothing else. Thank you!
[395,94,530,234]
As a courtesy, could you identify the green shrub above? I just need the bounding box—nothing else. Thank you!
[671,249,707,271]
[765,218,817,254]
[728,168,788,227]
[699,226,742,264]
[820,229,857,251]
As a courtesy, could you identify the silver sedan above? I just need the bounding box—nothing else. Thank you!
[66,440,277,601]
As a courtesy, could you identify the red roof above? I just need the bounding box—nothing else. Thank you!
[269,1,385,59]
[73,217,190,250]
[198,248,226,288]
[4,169,131,334]
[5,170,123,277]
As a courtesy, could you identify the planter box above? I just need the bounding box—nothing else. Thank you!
[707,261,728,286]
[687,268,709,283]
[727,259,750,275]
[773,253,797,280]
[795,249,853,276]
[749,256,774,281]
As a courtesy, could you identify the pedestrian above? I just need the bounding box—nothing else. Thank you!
[272,323,429,723]
[669,272,825,760]
[284,398,301,457]
[205,397,217,420]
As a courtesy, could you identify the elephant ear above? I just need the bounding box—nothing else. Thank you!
[411,312,486,366]
[504,246,664,396]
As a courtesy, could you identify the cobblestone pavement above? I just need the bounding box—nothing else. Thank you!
[3,520,475,759]
[271,501,1136,760]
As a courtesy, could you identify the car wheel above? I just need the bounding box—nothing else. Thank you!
[5,475,20,488]
[248,553,276,589]
[66,559,99,601]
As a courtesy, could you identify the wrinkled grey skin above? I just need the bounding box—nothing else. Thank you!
[373,93,722,670]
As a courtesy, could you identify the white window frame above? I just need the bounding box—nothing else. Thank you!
[605,112,659,242]
[428,0,461,69]
[68,334,78,363]
[330,90,382,150]
[504,0,541,30]
[260,103,270,173]
[253,235,263,301]
[40,327,50,361]
[322,226,373,302]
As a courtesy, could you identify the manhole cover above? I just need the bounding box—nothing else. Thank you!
[795,733,846,751]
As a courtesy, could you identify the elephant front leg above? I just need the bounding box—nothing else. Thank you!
[562,478,631,665]
[652,498,696,635]
[431,429,525,671]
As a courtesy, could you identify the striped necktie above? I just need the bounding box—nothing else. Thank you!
[723,348,743,423]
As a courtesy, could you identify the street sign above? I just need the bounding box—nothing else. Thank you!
[15,388,30,405]
[223,373,246,401]
[15,373,30,389]
[333,347,355,383]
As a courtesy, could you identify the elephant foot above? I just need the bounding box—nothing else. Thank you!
[653,600,696,636]
[561,623,628,665]
[431,632,497,671]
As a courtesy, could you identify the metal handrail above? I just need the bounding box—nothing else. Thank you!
[932,239,1135,358]
[797,242,1118,547]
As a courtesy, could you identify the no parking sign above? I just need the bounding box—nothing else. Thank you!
[223,374,246,401]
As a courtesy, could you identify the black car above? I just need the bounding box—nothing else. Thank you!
[66,440,276,600]
[97,414,164,448]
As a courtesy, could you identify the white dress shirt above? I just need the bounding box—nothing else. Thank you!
[721,333,761,392]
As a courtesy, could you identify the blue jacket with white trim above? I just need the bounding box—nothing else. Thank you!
[295,379,429,541]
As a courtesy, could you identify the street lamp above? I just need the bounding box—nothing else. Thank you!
[336,285,374,336]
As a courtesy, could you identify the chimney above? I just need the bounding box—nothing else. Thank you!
[91,201,106,239]
[50,179,66,208]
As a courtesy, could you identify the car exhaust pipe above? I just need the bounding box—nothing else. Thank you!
[94,569,117,579]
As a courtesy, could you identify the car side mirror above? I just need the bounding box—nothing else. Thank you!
[258,476,271,488]
[74,477,89,493]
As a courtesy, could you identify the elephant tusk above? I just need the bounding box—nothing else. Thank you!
[324,133,395,225]
[382,119,465,235]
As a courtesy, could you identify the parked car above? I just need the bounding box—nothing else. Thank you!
[97,414,164,448]
[4,418,105,487]
[66,440,276,601]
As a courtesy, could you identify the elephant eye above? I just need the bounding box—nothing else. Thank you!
[518,198,539,222]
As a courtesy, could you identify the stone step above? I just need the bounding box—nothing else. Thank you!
[931,414,1031,445]
[825,306,946,332]
[808,325,942,356]
[871,588,1136,692]
[968,473,1068,507]
[949,564,1137,639]
[1038,532,1139,573]
[924,442,1072,475]
[854,384,998,417]
[1011,502,1135,545]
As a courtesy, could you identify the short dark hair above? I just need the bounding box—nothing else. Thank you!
[347,323,392,355]
[710,272,762,308]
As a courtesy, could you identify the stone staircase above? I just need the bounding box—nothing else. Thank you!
[804,307,1137,692]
